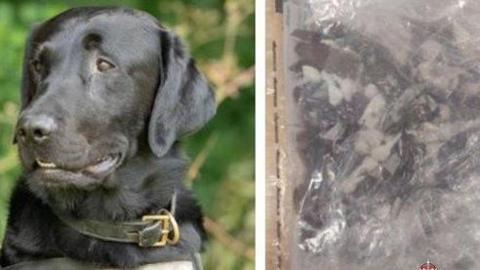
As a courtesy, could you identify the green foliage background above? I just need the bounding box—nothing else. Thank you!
[0,0,254,269]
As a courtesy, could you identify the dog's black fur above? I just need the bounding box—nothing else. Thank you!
[0,7,215,268]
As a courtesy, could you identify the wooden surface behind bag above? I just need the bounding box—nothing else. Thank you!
[266,0,297,269]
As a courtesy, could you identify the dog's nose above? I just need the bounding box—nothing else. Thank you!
[17,115,57,144]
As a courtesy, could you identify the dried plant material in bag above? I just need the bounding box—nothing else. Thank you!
[284,0,480,269]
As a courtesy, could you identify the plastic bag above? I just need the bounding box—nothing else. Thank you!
[284,0,480,268]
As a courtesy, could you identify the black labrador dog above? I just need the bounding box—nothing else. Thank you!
[0,7,215,269]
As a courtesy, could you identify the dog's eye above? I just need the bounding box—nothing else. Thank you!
[31,60,43,73]
[96,58,115,72]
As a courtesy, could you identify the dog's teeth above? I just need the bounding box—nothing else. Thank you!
[36,160,57,168]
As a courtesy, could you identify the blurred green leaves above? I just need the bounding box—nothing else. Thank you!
[0,1,254,269]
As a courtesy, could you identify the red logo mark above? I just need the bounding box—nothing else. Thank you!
[419,261,437,270]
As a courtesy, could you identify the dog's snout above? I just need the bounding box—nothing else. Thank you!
[17,115,58,144]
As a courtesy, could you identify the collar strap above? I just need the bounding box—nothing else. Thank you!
[55,193,180,248]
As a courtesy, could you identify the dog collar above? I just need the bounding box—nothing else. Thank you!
[54,192,180,248]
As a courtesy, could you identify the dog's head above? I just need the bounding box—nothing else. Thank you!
[15,7,215,189]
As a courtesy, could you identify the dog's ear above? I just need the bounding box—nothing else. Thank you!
[14,25,40,144]
[148,30,216,157]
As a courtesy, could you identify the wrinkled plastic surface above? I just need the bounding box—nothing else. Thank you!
[285,0,480,269]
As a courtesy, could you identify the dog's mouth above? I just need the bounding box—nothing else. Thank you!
[34,153,122,178]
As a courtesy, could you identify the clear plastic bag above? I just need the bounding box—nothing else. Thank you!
[284,0,480,268]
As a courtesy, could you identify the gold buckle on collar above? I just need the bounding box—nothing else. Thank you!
[140,209,180,247]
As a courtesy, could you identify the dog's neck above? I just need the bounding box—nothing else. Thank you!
[43,147,187,222]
